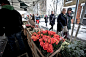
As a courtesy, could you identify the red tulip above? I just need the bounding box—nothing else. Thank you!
[42,35,47,40]
[44,38,48,42]
[38,32,41,34]
[47,44,53,53]
[51,38,56,44]
[62,38,65,42]
[39,38,43,42]
[32,32,37,36]
[48,38,51,43]
[48,31,56,36]
[54,34,60,38]
[36,35,39,39]
[56,40,59,45]
[41,34,43,37]
[42,30,47,34]
[31,36,38,41]
[56,38,60,41]
[40,41,44,47]
[47,36,50,39]
[43,42,49,50]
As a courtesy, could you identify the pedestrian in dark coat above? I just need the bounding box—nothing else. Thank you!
[0,1,25,56]
[49,11,56,31]
[57,8,68,38]
[44,15,48,26]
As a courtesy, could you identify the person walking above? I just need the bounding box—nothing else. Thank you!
[44,15,48,27]
[49,11,56,31]
[57,8,68,38]
[36,14,40,24]
[0,0,25,56]
[26,15,29,20]
[66,8,72,38]
[32,14,35,22]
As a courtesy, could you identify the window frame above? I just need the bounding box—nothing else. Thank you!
[65,0,73,4]
[83,11,86,19]
[82,4,86,19]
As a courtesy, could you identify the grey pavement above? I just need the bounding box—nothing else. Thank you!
[39,18,86,41]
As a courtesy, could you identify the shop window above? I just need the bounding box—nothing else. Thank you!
[84,10,86,18]
[66,0,72,2]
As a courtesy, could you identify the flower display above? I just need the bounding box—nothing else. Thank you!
[31,30,65,53]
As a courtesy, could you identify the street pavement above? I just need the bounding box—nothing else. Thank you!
[39,18,86,41]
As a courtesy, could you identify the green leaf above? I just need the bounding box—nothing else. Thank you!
[79,50,84,55]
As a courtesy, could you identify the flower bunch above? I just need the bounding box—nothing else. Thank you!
[31,30,65,53]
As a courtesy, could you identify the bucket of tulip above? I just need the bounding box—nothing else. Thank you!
[31,30,65,57]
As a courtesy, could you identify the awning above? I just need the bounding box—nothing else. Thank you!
[8,0,39,11]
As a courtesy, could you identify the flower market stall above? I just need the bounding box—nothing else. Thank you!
[23,25,86,57]
[22,23,66,57]
[22,18,86,57]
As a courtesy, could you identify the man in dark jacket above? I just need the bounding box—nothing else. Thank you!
[0,0,25,56]
[49,11,56,31]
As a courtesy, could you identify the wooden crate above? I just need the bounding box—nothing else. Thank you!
[27,30,39,57]
[23,28,27,36]
[26,29,61,57]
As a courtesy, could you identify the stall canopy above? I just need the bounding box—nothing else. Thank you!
[7,0,39,11]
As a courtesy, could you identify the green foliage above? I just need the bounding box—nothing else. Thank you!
[60,40,86,57]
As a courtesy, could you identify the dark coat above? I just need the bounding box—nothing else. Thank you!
[32,16,35,22]
[66,13,72,30]
[0,8,23,36]
[49,14,56,25]
[44,16,48,23]
[57,13,67,32]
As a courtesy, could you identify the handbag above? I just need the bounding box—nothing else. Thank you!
[62,26,68,32]
[29,16,35,26]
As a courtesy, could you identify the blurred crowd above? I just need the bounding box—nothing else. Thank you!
[22,8,73,39]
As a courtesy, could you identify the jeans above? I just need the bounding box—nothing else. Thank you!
[46,23,47,27]
[7,31,25,52]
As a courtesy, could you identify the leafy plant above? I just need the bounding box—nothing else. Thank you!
[60,40,86,57]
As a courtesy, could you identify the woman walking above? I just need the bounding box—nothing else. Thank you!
[44,15,48,27]
[57,8,68,38]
